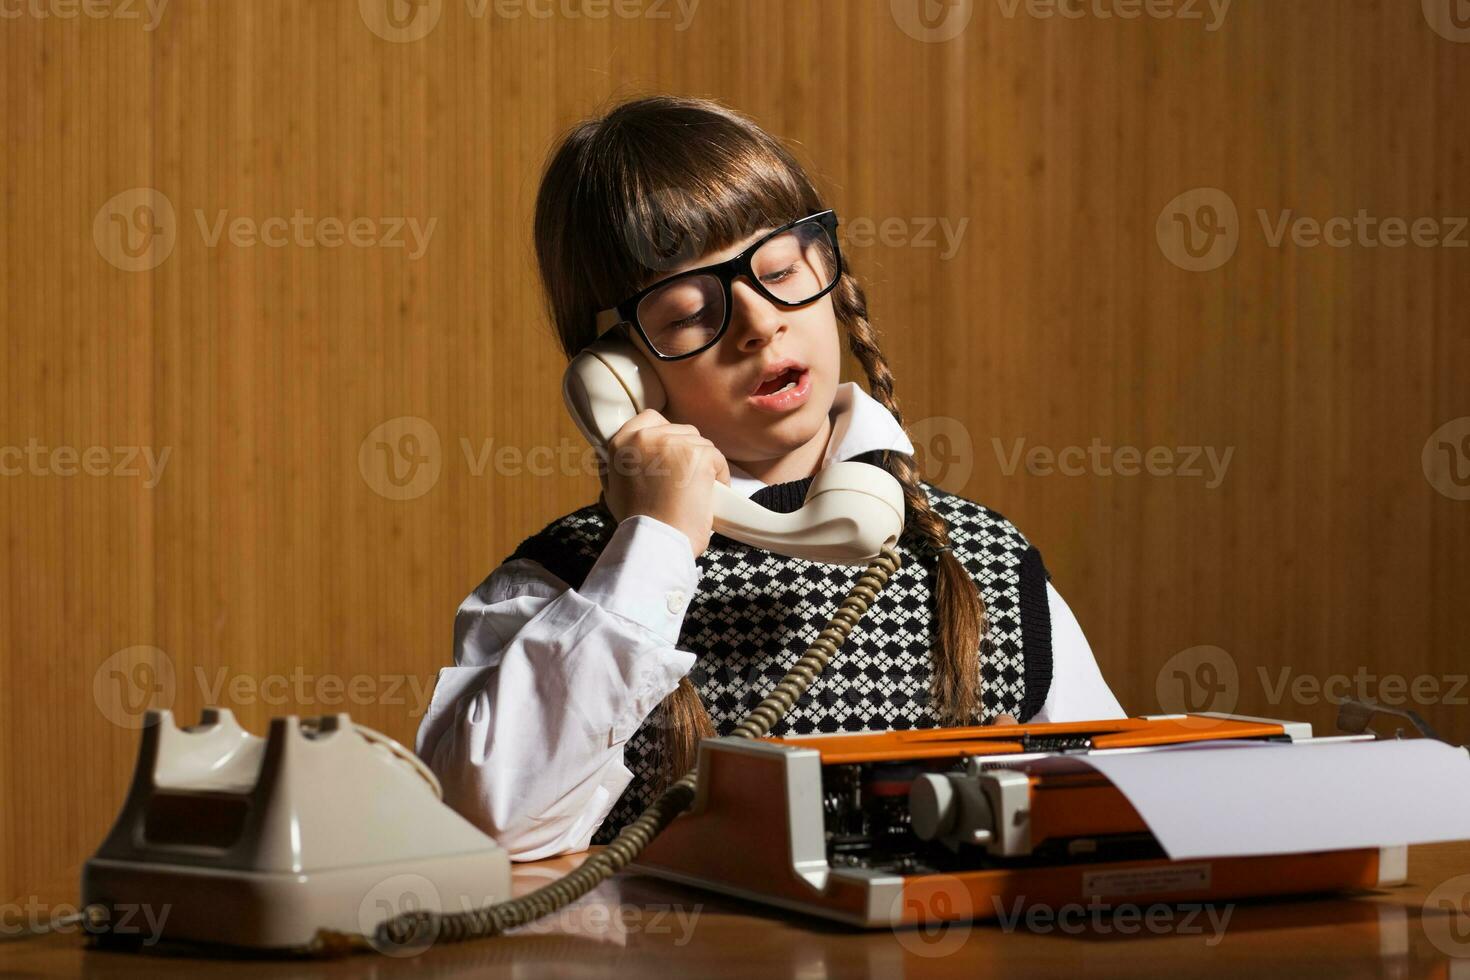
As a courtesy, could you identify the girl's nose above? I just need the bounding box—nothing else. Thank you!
[730,279,786,351]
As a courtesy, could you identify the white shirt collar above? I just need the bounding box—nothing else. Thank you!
[726,382,915,498]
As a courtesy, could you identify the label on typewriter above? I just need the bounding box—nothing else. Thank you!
[1082,863,1212,898]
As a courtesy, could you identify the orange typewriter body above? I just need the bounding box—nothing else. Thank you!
[629,714,1402,927]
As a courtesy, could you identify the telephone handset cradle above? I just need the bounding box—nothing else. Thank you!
[81,708,512,951]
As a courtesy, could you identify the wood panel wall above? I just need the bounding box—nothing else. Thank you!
[3,0,1467,904]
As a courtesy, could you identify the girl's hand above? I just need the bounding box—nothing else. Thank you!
[602,409,731,559]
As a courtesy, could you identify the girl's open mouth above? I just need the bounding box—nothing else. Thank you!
[748,367,812,413]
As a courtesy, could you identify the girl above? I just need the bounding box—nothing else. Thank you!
[415,95,1123,861]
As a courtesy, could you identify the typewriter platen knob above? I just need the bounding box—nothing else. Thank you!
[909,773,958,840]
[909,773,996,851]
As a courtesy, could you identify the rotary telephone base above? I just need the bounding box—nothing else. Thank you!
[81,708,513,952]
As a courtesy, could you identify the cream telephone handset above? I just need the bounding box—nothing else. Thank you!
[562,333,906,564]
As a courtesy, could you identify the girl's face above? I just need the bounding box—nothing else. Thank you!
[636,226,843,470]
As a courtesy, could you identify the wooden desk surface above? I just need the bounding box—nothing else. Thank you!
[4,843,1469,978]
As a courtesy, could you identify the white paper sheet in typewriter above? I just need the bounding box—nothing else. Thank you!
[1077,738,1470,859]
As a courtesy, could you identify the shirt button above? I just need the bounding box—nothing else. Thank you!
[666,590,687,614]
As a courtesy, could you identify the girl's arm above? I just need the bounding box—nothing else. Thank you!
[414,515,699,860]
[1031,583,1126,722]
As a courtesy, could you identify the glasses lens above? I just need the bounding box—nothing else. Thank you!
[635,273,727,357]
[751,219,839,305]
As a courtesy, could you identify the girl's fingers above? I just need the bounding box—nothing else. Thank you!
[612,408,671,442]
[709,447,731,486]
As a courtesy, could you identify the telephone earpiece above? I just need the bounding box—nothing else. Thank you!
[562,332,668,446]
[562,334,905,565]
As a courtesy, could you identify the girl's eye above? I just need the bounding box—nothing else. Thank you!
[761,265,797,285]
[668,307,709,329]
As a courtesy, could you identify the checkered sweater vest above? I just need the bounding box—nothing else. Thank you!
[504,453,1054,843]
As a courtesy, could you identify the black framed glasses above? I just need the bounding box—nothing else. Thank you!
[594,210,843,361]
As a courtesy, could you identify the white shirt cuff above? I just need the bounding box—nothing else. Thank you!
[579,515,700,646]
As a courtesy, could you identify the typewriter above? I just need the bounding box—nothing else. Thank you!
[629,713,1431,926]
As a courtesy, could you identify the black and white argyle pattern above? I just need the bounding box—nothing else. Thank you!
[505,478,1054,844]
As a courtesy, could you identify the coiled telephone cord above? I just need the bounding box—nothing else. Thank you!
[313,544,901,957]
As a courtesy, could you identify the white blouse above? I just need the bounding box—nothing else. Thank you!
[415,382,1125,860]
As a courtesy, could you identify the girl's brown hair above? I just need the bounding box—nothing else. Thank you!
[532,94,986,784]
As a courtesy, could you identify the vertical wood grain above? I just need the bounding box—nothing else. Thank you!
[2,0,1466,905]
